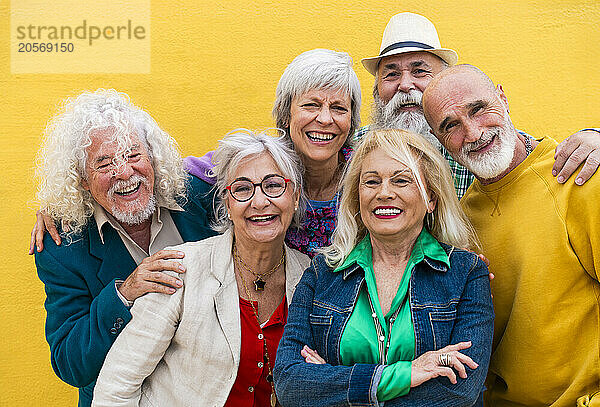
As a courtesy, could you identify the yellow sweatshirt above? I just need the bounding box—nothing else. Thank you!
[461,137,600,406]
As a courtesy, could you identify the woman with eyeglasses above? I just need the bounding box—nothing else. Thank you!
[91,129,310,407]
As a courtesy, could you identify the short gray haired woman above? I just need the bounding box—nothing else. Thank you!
[183,48,362,257]
[92,129,310,407]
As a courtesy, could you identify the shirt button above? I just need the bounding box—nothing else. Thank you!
[248,386,254,392]
[257,362,264,368]
[371,312,377,318]
[379,335,385,342]
[258,333,264,340]
[116,317,124,324]
[110,327,118,335]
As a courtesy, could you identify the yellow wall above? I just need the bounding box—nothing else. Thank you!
[1,0,598,404]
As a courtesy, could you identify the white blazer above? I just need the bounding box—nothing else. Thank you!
[92,230,310,407]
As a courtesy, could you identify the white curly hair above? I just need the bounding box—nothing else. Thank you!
[35,88,187,238]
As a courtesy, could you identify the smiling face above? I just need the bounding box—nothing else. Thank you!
[423,67,518,181]
[82,130,156,225]
[359,147,434,245]
[376,51,446,106]
[288,87,352,167]
[226,152,298,247]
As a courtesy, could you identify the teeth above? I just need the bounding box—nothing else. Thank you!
[307,132,335,141]
[400,103,419,108]
[374,208,402,216]
[114,181,140,195]
[250,215,276,222]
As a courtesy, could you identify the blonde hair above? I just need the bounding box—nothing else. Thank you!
[35,89,187,238]
[320,129,479,267]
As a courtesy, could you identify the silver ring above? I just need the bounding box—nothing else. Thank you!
[438,353,452,367]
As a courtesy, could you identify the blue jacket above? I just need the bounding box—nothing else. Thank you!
[34,176,217,407]
[274,244,494,407]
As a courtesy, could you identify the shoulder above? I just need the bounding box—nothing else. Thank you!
[286,246,311,270]
[440,243,488,279]
[165,233,225,259]
[35,226,93,270]
[184,174,215,203]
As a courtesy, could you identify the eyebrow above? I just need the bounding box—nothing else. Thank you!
[362,169,411,177]
[382,60,431,71]
[438,116,453,134]
[466,100,488,113]
[232,173,281,183]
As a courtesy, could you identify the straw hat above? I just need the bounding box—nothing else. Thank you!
[361,12,458,75]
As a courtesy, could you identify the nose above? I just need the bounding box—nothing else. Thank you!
[376,180,395,200]
[396,73,416,94]
[250,186,271,209]
[463,120,483,144]
[113,160,135,179]
[316,106,334,125]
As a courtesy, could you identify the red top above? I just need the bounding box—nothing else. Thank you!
[224,295,287,407]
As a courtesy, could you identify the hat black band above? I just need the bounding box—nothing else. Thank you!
[379,41,434,56]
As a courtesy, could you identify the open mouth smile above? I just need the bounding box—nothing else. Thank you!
[306,132,336,142]
[113,181,142,196]
[248,214,278,223]
[373,207,403,219]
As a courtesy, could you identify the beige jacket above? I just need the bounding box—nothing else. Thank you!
[92,230,310,407]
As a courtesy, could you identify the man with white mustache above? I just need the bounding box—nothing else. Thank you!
[422,64,600,407]
[359,12,600,199]
[33,89,216,407]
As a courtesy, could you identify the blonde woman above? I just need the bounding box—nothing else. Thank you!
[274,129,493,406]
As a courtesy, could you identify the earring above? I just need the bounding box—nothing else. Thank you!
[227,212,231,220]
[425,211,435,229]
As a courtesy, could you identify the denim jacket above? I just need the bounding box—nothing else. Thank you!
[274,243,494,407]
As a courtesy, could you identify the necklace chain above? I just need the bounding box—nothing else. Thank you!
[233,243,285,291]
[234,250,280,407]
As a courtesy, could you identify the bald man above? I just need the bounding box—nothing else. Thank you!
[422,65,600,406]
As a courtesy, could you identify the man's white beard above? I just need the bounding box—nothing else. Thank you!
[455,119,517,180]
[108,174,157,225]
[372,90,442,150]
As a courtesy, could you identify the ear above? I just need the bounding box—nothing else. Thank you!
[427,192,438,213]
[81,178,90,191]
[496,84,509,112]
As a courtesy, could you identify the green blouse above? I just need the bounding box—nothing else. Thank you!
[335,229,450,400]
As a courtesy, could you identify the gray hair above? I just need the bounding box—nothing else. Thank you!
[209,128,306,233]
[319,129,479,267]
[35,88,187,238]
[272,48,362,148]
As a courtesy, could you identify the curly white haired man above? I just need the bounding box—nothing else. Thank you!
[33,89,216,407]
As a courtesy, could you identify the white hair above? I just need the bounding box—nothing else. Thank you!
[209,128,306,233]
[319,129,479,267]
[35,88,187,238]
[272,48,361,149]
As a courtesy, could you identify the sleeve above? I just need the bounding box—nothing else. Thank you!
[273,263,383,407]
[565,182,600,281]
[35,242,132,387]
[377,361,412,400]
[92,272,184,406]
[385,255,494,407]
[183,151,217,184]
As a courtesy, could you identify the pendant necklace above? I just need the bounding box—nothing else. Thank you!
[233,243,285,291]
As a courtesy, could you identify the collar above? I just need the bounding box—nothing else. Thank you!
[92,201,183,244]
[334,228,450,279]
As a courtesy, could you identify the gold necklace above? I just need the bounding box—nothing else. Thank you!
[233,243,285,291]
[235,261,280,407]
